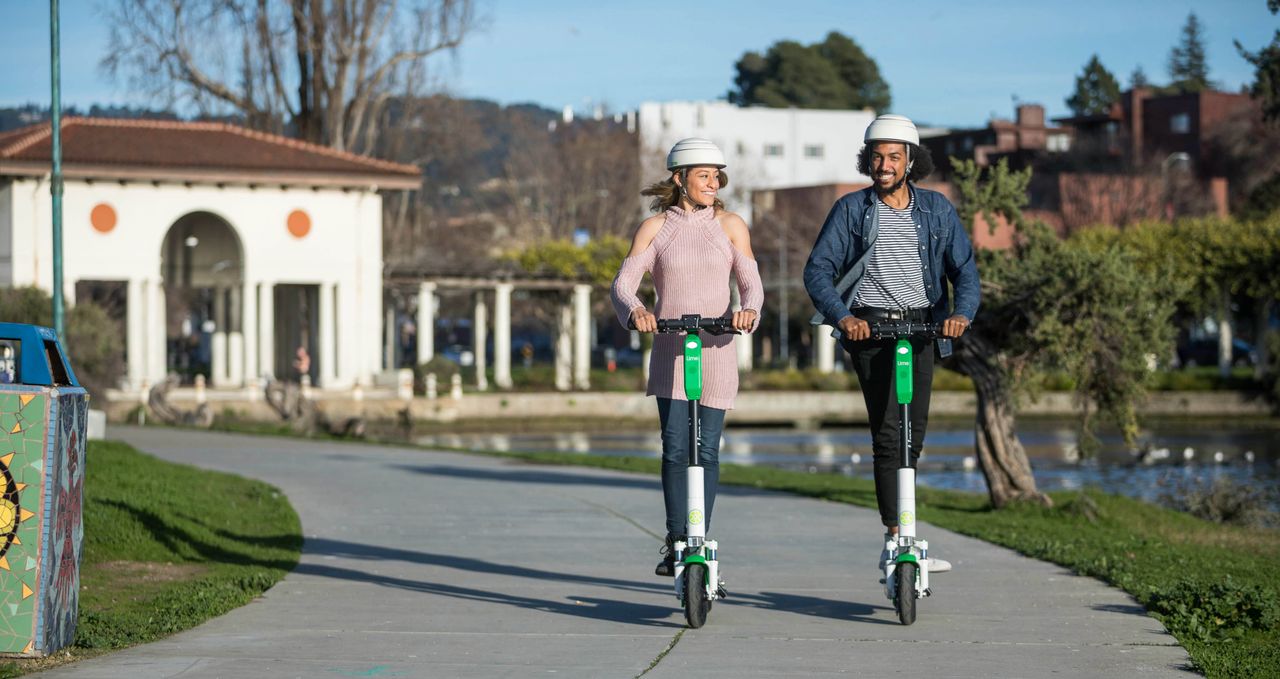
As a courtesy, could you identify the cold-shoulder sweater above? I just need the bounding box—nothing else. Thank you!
[610,206,764,410]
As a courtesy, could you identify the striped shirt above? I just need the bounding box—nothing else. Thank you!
[852,195,930,310]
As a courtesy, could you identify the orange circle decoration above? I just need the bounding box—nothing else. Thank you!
[90,203,117,234]
[287,210,312,239]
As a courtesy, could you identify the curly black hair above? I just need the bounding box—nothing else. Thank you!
[856,141,935,183]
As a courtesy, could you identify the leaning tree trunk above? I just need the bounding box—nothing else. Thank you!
[952,334,1052,509]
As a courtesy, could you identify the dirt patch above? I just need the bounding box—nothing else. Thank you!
[90,560,208,582]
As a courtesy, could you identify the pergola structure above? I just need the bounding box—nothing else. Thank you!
[387,274,595,391]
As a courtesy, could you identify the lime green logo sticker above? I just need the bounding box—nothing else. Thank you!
[897,346,909,355]
[688,509,704,525]
[686,340,697,349]
[899,510,915,526]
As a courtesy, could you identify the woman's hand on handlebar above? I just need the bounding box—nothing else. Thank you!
[943,314,970,338]
[630,308,657,333]
[732,309,757,333]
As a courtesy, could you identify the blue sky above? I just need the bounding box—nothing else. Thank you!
[1,0,1275,128]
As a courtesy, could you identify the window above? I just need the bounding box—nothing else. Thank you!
[763,144,784,157]
[0,340,18,384]
[803,144,824,159]
[1170,113,1191,134]
[963,137,974,151]
[1046,133,1071,152]
[44,340,72,386]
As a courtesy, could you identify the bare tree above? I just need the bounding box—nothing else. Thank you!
[102,0,476,153]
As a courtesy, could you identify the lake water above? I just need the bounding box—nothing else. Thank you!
[412,418,1280,507]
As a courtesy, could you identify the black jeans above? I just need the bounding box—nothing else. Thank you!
[842,336,934,527]
[657,397,725,538]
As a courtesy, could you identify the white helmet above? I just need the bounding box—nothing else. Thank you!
[864,114,919,146]
[666,138,726,170]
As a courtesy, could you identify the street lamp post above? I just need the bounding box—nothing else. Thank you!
[50,0,65,339]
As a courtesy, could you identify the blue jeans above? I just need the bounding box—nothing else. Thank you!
[657,397,725,538]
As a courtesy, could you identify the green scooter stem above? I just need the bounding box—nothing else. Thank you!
[895,339,913,468]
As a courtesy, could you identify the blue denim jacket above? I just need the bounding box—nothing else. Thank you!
[802,184,980,358]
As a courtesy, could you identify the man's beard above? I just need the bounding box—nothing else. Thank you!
[874,172,908,196]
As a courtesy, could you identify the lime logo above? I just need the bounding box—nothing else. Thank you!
[899,510,915,526]
[897,346,909,355]
[688,509,703,525]
[686,340,697,349]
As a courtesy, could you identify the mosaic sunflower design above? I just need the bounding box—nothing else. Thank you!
[0,456,17,561]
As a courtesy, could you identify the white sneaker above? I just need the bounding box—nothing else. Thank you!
[925,557,952,573]
[878,533,893,572]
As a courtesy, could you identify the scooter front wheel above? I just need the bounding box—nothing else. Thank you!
[894,561,917,625]
[683,563,710,628]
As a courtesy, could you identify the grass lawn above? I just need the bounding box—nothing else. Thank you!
[452,447,1279,679]
[0,440,302,677]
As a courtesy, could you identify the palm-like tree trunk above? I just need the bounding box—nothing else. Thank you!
[952,333,1053,508]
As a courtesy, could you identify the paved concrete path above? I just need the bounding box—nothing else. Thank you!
[40,427,1193,678]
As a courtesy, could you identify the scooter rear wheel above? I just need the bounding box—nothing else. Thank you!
[683,563,710,628]
[895,561,917,625]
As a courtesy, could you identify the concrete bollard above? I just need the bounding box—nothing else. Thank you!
[138,379,149,425]
[450,373,463,400]
[397,368,413,401]
[194,374,206,404]
[426,373,438,400]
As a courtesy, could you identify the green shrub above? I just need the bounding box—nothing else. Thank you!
[1146,578,1279,641]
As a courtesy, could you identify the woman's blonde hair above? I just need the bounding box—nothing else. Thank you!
[641,168,729,213]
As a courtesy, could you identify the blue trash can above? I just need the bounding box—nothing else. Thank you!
[0,323,87,657]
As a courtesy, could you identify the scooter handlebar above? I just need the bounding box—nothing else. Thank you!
[865,319,943,341]
[627,314,739,335]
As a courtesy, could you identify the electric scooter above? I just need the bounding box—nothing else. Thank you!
[636,313,736,628]
[867,318,942,626]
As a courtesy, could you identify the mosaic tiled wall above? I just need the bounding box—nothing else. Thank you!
[0,387,86,657]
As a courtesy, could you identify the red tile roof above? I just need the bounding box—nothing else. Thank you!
[0,117,420,189]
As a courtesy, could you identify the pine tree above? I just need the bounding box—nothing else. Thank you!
[1130,65,1150,89]
[1066,55,1121,116]
[1168,12,1211,93]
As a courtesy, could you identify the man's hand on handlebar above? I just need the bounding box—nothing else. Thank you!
[838,315,871,341]
[630,308,657,333]
[942,314,970,338]
[732,309,757,333]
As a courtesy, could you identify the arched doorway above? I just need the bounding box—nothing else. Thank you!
[160,212,244,386]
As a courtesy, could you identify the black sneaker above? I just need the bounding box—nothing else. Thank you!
[654,534,680,576]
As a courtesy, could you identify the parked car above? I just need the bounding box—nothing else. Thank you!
[1175,337,1257,368]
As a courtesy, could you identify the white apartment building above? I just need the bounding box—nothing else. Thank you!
[637,100,877,220]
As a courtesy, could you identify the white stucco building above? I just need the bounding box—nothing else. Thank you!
[637,100,877,220]
[0,117,420,391]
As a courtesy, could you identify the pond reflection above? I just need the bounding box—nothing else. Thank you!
[412,418,1280,506]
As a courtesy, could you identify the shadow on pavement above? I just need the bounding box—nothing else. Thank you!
[393,463,658,491]
[297,537,682,627]
[729,590,897,625]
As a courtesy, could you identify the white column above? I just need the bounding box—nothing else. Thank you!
[126,278,145,389]
[228,286,244,386]
[241,280,258,386]
[573,284,591,390]
[494,283,513,389]
[555,299,572,391]
[147,279,166,383]
[211,286,228,387]
[319,282,336,388]
[258,283,275,380]
[473,292,488,391]
[817,325,837,373]
[417,282,436,365]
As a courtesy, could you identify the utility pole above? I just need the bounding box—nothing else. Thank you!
[50,0,65,339]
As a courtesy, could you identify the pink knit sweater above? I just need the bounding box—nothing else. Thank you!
[610,206,764,410]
